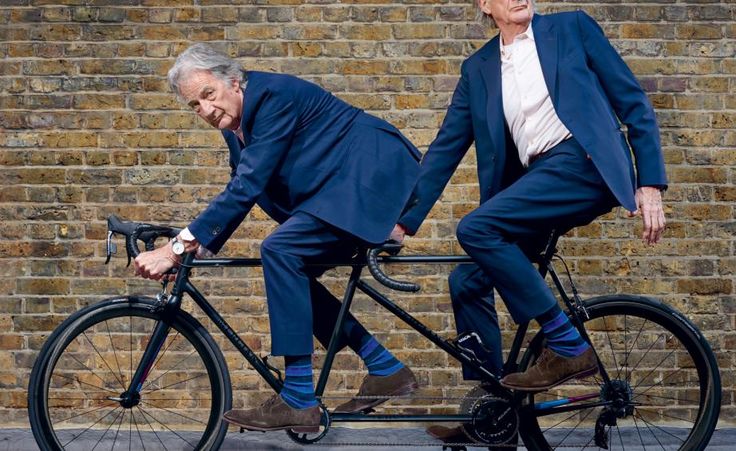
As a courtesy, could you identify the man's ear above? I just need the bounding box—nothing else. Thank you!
[230,78,241,90]
[478,0,492,15]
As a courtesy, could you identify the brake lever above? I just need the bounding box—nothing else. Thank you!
[105,231,118,265]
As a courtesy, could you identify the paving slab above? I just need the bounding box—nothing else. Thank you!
[2,427,734,450]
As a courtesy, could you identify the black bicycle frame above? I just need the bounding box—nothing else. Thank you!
[124,236,599,423]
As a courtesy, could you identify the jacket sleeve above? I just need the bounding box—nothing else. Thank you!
[398,60,476,234]
[188,89,297,253]
[577,11,667,189]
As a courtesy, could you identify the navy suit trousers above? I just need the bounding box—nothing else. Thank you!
[260,212,370,356]
[453,138,618,378]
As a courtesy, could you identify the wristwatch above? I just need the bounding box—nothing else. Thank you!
[171,236,185,256]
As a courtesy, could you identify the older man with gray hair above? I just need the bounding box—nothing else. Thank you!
[134,43,421,432]
[395,1,666,440]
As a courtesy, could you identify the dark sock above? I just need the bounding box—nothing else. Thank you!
[359,337,404,376]
[536,305,589,357]
[280,355,318,409]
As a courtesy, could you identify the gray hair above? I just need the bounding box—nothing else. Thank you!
[475,0,535,27]
[167,43,245,102]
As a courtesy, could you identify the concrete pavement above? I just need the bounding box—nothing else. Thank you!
[3,427,735,450]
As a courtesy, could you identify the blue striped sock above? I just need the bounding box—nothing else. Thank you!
[537,306,590,357]
[279,355,318,409]
[359,337,404,376]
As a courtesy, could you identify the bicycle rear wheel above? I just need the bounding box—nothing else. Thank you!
[28,296,232,451]
[518,295,720,451]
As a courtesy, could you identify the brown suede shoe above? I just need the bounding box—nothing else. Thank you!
[426,425,467,442]
[333,367,419,413]
[500,347,598,392]
[222,394,320,433]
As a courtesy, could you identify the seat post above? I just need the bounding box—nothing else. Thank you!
[538,230,561,277]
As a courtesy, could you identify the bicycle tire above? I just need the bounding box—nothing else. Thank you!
[518,295,720,451]
[28,296,232,451]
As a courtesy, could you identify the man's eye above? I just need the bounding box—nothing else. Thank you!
[207,91,216,100]
[192,104,201,113]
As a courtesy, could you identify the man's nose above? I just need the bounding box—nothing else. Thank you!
[199,101,215,117]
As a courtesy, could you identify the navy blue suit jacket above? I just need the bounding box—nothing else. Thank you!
[188,71,421,253]
[400,12,667,233]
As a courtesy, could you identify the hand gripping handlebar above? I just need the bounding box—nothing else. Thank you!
[106,215,181,266]
[366,242,421,293]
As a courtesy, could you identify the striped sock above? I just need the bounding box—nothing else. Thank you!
[536,305,590,357]
[279,355,318,409]
[359,337,404,376]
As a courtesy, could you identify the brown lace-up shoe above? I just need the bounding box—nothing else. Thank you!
[426,425,467,442]
[222,394,320,432]
[333,367,419,413]
[500,347,598,392]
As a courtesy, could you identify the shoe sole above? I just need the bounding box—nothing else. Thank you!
[499,366,598,392]
[222,415,320,433]
[333,381,420,414]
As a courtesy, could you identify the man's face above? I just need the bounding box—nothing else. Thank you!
[481,0,533,28]
[178,70,243,130]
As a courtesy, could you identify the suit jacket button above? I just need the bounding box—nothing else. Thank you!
[212,226,221,235]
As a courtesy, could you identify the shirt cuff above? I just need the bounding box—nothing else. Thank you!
[179,227,196,241]
[179,227,216,256]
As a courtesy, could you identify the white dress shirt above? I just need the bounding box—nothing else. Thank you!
[500,25,572,166]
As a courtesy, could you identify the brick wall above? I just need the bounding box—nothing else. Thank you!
[0,0,734,428]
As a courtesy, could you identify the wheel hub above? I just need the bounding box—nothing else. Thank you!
[111,391,140,409]
[600,379,634,418]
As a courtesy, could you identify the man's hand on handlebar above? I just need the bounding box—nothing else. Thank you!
[134,243,180,281]
[390,224,407,243]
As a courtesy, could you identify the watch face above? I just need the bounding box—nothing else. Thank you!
[172,241,185,255]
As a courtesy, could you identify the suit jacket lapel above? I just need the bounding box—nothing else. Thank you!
[478,37,506,154]
[533,14,559,107]
[239,73,254,145]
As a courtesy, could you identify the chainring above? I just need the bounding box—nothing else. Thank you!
[460,385,519,445]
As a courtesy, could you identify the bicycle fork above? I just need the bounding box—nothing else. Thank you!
[114,279,184,408]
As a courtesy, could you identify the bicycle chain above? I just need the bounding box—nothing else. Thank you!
[309,393,518,448]
[309,393,595,448]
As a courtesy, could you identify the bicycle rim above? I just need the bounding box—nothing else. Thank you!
[519,295,720,451]
[29,297,231,451]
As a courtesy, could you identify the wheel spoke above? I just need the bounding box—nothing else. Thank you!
[615,423,625,450]
[90,407,124,451]
[143,372,207,394]
[140,331,181,392]
[62,406,121,448]
[139,400,207,425]
[137,405,197,449]
[636,412,681,448]
[53,401,118,425]
[111,408,127,451]
[140,348,198,392]
[53,373,118,395]
[632,413,648,450]
[632,367,686,402]
[628,334,675,393]
[136,405,169,451]
[635,406,695,425]
[105,320,126,388]
[65,351,119,391]
[131,408,146,451]
[83,331,126,390]
[550,404,596,449]
[601,315,620,375]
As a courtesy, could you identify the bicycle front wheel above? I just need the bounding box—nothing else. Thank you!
[518,295,721,451]
[28,296,232,451]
